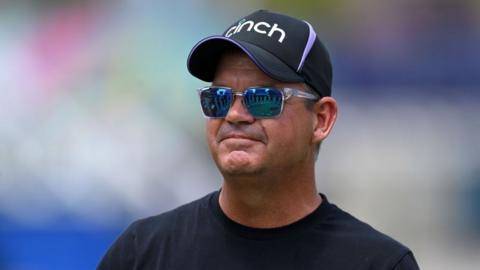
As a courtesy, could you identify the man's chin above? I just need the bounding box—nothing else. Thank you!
[217,151,263,176]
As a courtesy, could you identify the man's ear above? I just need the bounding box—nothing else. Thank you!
[311,97,338,144]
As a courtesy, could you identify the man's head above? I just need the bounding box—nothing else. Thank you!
[187,10,337,178]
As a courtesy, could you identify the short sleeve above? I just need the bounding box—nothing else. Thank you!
[97,222,138,270]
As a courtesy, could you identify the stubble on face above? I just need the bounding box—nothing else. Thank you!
[206,51,273,177]
[209,120,269,176]
[206,49,315,179]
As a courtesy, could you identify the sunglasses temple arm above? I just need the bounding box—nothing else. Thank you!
[287,88,319,100]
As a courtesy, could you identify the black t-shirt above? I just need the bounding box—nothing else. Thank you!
[98,191,419,269]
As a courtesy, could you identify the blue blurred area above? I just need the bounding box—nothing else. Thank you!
[0,0,479,269]
[0,219,124,270]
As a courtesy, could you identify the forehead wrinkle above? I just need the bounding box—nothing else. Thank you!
[213,52,278,88]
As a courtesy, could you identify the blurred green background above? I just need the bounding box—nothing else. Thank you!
[1,0,479,269]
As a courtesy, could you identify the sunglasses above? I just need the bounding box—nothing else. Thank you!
[198,86,320,118]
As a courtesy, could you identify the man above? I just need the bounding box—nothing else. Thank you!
[98,10,419,269]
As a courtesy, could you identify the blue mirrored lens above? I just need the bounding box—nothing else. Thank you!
[200,88,233,117]
[244,88,283,117]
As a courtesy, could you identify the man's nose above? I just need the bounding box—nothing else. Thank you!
[224,95,255,124]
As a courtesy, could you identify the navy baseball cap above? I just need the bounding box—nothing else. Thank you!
[187,10,332,97]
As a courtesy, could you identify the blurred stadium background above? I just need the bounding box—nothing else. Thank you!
[0,0,479,269]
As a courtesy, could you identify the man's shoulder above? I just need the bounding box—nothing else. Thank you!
[97,192,218,269]
[128,191,215,237]
[325,202,406,245]
[319,200,415,267]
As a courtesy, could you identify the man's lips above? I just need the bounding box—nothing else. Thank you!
[216,124,267,144]
[220,133,261,142]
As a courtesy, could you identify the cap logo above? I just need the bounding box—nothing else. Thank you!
[225,19,286,43]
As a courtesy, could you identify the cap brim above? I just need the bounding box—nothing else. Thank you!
[187,35,304,83]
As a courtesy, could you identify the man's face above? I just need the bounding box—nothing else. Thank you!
[206,51,318,177]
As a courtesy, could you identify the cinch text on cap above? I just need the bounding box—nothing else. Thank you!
[224,20,286,43]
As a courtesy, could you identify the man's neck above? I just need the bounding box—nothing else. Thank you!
[218,171,321,229]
